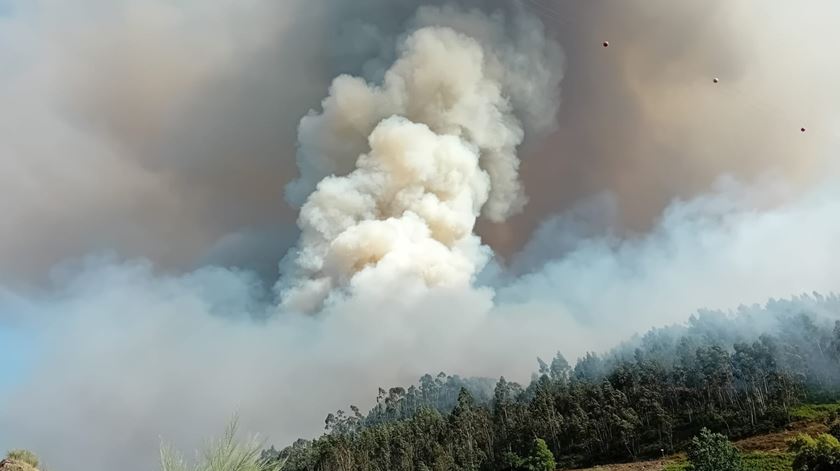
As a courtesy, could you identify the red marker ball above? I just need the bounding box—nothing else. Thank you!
[801,127,806,133]
[603,41,609,48]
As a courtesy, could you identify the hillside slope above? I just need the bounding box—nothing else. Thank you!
[576,412,832,471]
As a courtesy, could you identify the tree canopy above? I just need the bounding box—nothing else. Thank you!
[263,297,840,470]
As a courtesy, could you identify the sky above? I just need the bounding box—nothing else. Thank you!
[0,326,32,389]
[0,1,839,469]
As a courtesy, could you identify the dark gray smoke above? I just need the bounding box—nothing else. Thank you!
[482,0,840,254]
[4,0,838,286]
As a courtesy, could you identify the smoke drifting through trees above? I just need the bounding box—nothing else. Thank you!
[264,296,840,470]
[0,1,839,471]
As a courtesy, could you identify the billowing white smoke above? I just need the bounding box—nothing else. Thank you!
[279,6,563,312]
[2,3,840,471]
[4,175,840,471]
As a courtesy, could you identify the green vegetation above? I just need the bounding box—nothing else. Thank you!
[665,451,793,471]
[4,451,38,469]
[790,403,840,421]
[663,462,689,471]
[789,433,840,471]
[829,420,840,440]
[685,428,741,471]
[160,418,280,471]
[741,451,794,471]
[527,438,556,471]
[260,302,840,470]
[502,438,556,471]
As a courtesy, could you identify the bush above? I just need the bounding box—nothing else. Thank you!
[501,438,556,471]
[527,438,556,471]
[791,403,840,421]
[829,420,840,441]
[789,433,840,471]
[686,428,742,471]
[160,417,280,471]
[5,450,39,468]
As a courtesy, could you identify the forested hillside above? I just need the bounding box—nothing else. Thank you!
[262,295,840,470]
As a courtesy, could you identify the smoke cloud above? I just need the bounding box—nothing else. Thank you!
[3,176,840,471]
[279,6,562,312]
[0,0,323,286]
[483,0,840,253]
[2,0,839,283]
[1,1,840,471]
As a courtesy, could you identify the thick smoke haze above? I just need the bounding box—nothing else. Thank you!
[1,1,839,470]
[482,0,840,252]
[3,177,840,471]
[0,0,321,286]
[3,0,838,285]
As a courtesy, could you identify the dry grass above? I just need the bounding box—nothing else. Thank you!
[735,420,828,453]
[573,458,682,470]
[0,459,39,471]
[573,417,830,471]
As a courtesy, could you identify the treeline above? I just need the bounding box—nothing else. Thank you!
[263,295,840,470]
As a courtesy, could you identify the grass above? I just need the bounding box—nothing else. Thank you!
[160,417,281,471]
[5,450,39,470]
[741,451,793,471]
[790,402,840,421]
[662,451,792,471]
[603,403,838,471]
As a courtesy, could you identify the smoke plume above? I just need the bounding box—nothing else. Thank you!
[279,6,562,312]
[1,1,840,471]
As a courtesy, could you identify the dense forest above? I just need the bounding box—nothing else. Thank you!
[262,295,840,470]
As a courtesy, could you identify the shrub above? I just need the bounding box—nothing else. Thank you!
[791,403,840,421]
[686,428,742,471]
[527,438,556,471]
[829,420,840,441]
[501,438,556,471]
[160,417,280,471]
[5,450,39,468]
[788,433,840,471]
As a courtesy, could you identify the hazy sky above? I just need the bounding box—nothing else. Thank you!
[0,0,837,288]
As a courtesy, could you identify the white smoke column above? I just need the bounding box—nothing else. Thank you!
[279,7,564,312]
